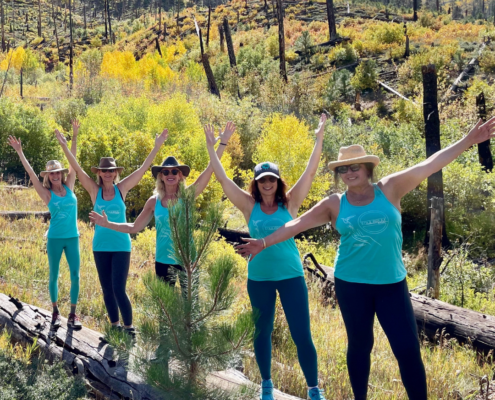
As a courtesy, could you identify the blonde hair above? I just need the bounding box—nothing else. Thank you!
[43,173,67,189]
[96,171,121,186]
[154,171,185,200]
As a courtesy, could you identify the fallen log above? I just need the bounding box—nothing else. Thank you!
[303,254,495,353]
[377,80,418,105]
[0,211,50,222]
[446,41,487,96]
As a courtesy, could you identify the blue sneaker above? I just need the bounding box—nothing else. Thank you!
[308,387,327,400]
[260,379,274,400]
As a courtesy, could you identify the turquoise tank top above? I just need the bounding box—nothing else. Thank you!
[247,202,304,281]
[93,185,131,252]
[47,185,79,239]
[154,196,180,265]
[334,184,406,284]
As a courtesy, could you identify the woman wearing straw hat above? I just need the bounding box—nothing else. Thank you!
[56,128,168,336]
[8,120,82,330]
[236,118,495,400]
[203,115,328,400]
[88,122,236,289]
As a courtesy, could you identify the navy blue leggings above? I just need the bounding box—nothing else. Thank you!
[247,277,318,387]
[335,277,427,400]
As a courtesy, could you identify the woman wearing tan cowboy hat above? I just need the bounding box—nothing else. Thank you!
[236,117,495,400]
[8,120,83,330]
[56,128,168,336]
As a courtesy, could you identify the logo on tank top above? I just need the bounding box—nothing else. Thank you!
[96,204,121,217]
[358,211,389,234]
[51,199,75,219]
[262,218,285,233]
[341,214,383,247]
[156,217,171,240]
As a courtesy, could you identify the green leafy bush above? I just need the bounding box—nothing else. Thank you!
[350,60,378,91]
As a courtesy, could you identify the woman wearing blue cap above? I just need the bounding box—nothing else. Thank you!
[203,115,328,400]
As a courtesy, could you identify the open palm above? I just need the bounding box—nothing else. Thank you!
[7,136,22,153]
[315,113,327,140]
[155,128,168,148]
[467,117,495,145]
[55,129,68,146]
[204,124,217,147]
[219,121,236,144]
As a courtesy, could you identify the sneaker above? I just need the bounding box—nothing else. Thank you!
[67,313,82,330]
[308,387,327,400]
[260,379,274,400]
[123,327,136,339]
[51,312,61,328]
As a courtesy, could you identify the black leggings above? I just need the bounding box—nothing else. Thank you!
[335,277,427,400]
[93,251,133,326]
[155,262,185,287]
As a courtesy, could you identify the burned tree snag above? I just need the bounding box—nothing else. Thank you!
[52,0,60,56]
[276,0,287,82]
[223,17,236,68]
[37,0,42,37]
[19,67,23,98]
[476,92,493,172]
[404,23,410,58]
[422,64,449,247]
[69,0,74,91]
[83,1,87,31]
[206,1,211,47]
[325,0,337,41]
[155,36,162,57]
[106,0,113,44]
[219,24,225,52]
[427,197,443,299]
[413,0,418,21]
[104,0,108,39]
[1,0,5,52]
[194,18,220,99]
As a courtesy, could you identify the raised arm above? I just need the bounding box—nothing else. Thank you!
[191,122,236,198]
[7,136,51,205]
[204,124,254,220]
[286,114,327,216]
[380,117,495,208]
[118,129,168,198]
[89,196,156,234]
[65,119,80,191]
[56,129,99,201]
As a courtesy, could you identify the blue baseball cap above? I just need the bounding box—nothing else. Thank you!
[254,162,280,180]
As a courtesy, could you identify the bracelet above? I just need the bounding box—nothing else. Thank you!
[220,143,227,146]
[262,238,266,249]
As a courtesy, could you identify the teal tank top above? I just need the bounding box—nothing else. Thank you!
[154,196,180,265]
[334,184,406,284]
[247,202,304,281]
[47,185,79,239]
[93,185,131,252]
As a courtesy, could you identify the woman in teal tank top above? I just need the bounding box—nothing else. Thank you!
[204,115,329,400]
[237,118,495,400]
[56,127,169,336]
[8,120,82,330]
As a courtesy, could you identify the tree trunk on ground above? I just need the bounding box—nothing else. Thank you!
[476,92,493,172]
[1,0,5,52]
[222,17,236,67]
[38,0,42,37]
[276,0,287,82]
[325,0,337,40]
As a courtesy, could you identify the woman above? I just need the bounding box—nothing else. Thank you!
[236,118,495,400]
[204,115,328,400]
[8,120,82,329]
[56,128,168,335]
[88,122,236,288]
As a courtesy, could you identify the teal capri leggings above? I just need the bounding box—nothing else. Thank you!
[247,276,318,387]
[47,237,80,304]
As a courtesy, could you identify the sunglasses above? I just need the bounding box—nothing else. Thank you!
[257,176,278,184]
[100,169,116,173]
[336,164,361,174]
[161,169,180,176]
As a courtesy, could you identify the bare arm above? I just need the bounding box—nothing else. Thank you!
[7,136,51,205]
[380,117,495,207]
[118,129,168,198]
[89,196,156,234]
[65,119,80,191]
[191,122,236,198]
[204,124,254,220]
[287,114,327,216]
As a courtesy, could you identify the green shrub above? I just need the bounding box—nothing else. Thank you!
[480,50,495,73]
[54,98,87,133]
[350,60,378,91]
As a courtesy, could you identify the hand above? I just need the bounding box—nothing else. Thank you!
[71,119,80,137]
[315,113,327,141]
[89,210,109,227]
[235,237,264,260]
[466,117,495,146]
[55,129,68,147]
[218,121,236,144]
[155,128,168,148]
[204,124,218,148]
[7,136,22,153]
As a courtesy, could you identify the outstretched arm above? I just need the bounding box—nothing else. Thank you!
[380,117,495,207]
[7,136,51,205]
[118,129,168,198]
[89,196,156,234]
[286,114,327,217]
[191,122,236,198]
[65,119,80,191]
[204,124,254,220]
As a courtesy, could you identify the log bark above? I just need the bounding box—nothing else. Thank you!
[476,92,493,172]
[427,197,443,299]
[0,211,50,222]
[222,17,236,68]
[325,0,337,41]
[447,42,487,95]
[378,80,415,103]
[219,24,225,52]
[276,0,287,82]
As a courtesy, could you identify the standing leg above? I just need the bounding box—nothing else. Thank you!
[334,278,376,400]
[94,251,120,325]
[47,238,64,305]
[277,277,318,387]
[375,279,427,400]
[64,237,81,307]
[111,252,133,327]
[247,279,277,381]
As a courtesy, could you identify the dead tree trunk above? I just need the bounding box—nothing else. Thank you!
[37,0,42,37]
[104,0,108,40]
[476,92,493,172]
[219,24,224,52]
[447,42,487,95]
[276,0,287,82]
[176,0,180,35]
[83,1,87,31]
[194,18,220,99]
[1,0,5,52]
[69,0,74,92]
[325,0,337,41]
[106,0,113,44]
[222,17,236,68]
[413,0,418,21]
[427,197,443,299]
[206,1,211,47]
[52,0,60,57]
[19,67,23,98]
[422,64,449,247]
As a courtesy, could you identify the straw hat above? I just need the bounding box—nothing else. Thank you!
[91,157,124,174]
[40,160,69,177]
[152,156,191,178]
[327,145,380,171]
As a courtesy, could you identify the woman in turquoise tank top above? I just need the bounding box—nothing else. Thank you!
[8,120,82,330]
[237,118,495,400]
[56,127,169,336]
[204,115,328,400]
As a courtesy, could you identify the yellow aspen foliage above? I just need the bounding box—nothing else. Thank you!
[0,47,38,73]
[101,51,138,82]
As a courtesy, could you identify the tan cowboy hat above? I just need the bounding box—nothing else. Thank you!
[152,156,191,178]
[40,160,69,177]
[328,145,380,171]
[91,157,124,174]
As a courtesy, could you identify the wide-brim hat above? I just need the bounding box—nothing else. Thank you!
[40,160,69,177]
[152,156,191,178]
[328,145,380,171]
[91,157,124,174]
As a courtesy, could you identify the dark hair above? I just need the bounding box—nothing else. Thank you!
[333,163,375,188]
[248,177,289,207]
